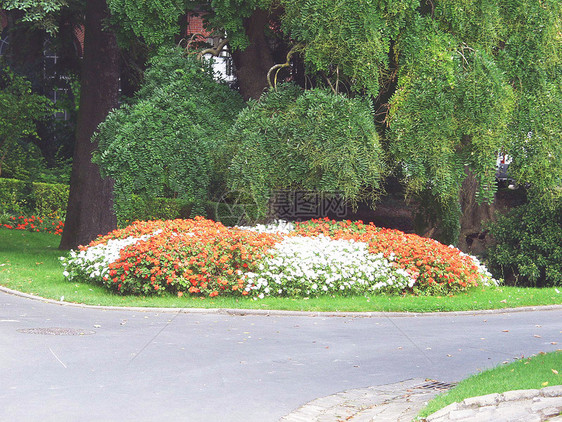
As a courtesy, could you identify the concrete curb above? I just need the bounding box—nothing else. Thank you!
[280,378,444,421]
[1,285,561,317]
[425,385,562,422]
[280,382,562,422]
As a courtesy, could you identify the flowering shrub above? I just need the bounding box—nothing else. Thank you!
[244,235,414,298]
[291,219,496,295]
[62,217,281,296]
[61,217,497,298]
[2,215,64,235]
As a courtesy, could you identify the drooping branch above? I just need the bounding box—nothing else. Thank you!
[267,44,303,90]
[177,33,204,52]
[321,71,338,95]
[197,38,229,60]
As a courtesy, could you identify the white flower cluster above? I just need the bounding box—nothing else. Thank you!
[60,232,157,283]
[237,220,295,234]
[243,235,415,298]
[455,248,499,286]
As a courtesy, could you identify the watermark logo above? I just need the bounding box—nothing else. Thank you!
[270,190,347,220]
[214,189,348,225]
[214,191,261,226]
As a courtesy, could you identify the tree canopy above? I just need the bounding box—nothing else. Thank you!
[3,0,560,246]
[198,0,561,242]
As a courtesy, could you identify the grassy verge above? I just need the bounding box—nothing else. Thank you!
[418,351,562,419]
[1,229,561,311]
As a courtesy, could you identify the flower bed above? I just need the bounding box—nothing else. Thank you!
[2,215,65,235]
[61,217,497,298]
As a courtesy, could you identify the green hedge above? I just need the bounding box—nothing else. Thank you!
[115,195,260,228]
[116,195,193,227]
[487,196,562,287]
[0,178,69,219]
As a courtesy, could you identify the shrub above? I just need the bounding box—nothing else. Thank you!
[116,195,192,227]
[226,84,387,216]
[0,178,68,219]
[487,197,562,287]
[0,178,28,215]
[94,47,245,222]
[32,182,69,219]
[62,217,496,297]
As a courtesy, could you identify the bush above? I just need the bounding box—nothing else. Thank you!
[32,182,69,219]
[0,178,28,215]
[487,196,562,287]
[116,195,192,227]
[61,217,497,298]
[94,47,245,222]
[226,84,387,216]
[0,178,68,219]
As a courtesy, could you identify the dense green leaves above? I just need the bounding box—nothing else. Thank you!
[0,66,52,177]
[389,16,514,206]
[227,84,386,214]
[108,0,187,46]
[281,0,417,97]
[496,0,562,197]
[93,48,244,225]
[487,196,562,287]
[199,0,273,50]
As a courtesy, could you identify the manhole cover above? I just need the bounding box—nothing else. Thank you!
[17,328,95,336]
[418,380,457,391]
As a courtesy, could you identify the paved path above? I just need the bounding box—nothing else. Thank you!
[281,381,562,421]
[0,290,560,421]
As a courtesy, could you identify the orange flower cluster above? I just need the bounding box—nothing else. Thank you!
[292,218,482,294]
[2,215,64,235]
[94,217,281,296]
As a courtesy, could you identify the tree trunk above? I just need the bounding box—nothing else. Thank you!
[59,0,119,250]
[457,167,496,254]
[231,9,274,101]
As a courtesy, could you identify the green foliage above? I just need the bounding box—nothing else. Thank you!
[227,84,386,215]
[0,0,66,34]
[108,0,187,46]
[0,178,68,218]
[487,196,562,287]
[32,182,69,219]
[0,178,28,215]
[495,0,562,196]
[281,0,418,96]
[387,14,515,242]
[194,0,273,50]
[116,195,192,227]
[94,47,245,223]
[0,65,52,177]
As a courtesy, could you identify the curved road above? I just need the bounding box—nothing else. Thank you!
[1,291,560,421]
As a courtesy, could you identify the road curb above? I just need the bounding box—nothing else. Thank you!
[1,285,561,317]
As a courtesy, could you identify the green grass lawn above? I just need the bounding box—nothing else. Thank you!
[418,351,562,419]
[1,228,561,311]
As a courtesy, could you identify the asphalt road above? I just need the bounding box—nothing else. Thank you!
[1,291,560,422]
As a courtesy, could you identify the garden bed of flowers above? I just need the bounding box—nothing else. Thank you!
[2,215,65,235]
[61,217,497,298]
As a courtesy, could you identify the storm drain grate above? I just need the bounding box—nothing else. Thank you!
[17,328,95,336]
[417,380,457,391]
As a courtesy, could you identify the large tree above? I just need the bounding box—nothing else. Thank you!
[58,0,119,249]
[3,0,560,247]
[191,0,561,244]
[2,0,187,248]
